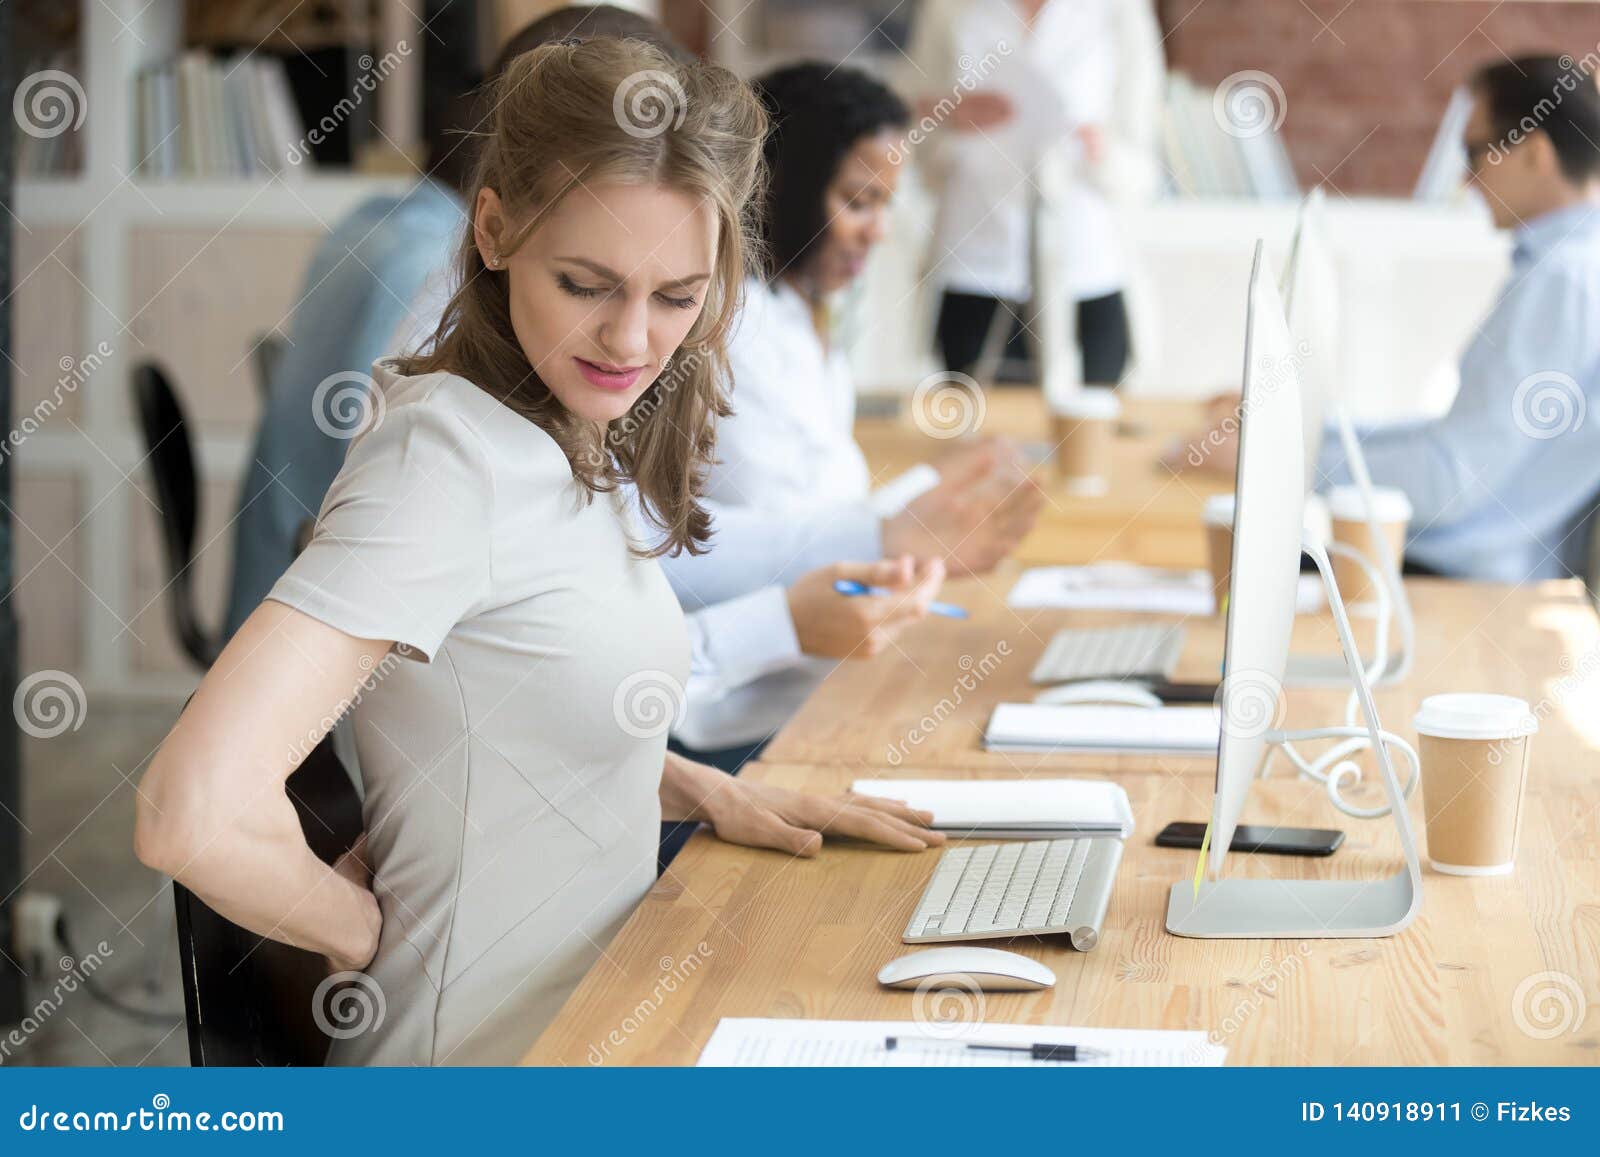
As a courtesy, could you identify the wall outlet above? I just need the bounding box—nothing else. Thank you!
[11,892,63,976]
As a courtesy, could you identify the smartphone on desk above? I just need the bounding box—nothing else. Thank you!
[1156,821,1344,857]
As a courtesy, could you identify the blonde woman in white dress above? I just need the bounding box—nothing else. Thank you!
[135,39,943,1066]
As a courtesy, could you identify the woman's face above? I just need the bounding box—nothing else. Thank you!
[807,129,903,295]
[475,181,718,424]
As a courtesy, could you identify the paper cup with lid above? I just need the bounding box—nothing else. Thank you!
[1051,388,1120,495]
[1327,484,1412,604]
[1413,693,1537,876]
[1202,494,1235,606]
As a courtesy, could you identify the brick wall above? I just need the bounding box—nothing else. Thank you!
[1159,0,1600,195]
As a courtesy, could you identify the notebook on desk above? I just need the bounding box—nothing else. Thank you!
[851,778,1135,839]
[984,703,1221,756]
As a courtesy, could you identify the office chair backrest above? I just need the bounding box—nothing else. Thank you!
[173,728,365,1066]
[1585,506,1600,612]
[251,332,288,401]
[131,363,219,668]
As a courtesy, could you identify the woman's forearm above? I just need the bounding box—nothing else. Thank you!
[184,826,379,971]
[134,602,396,974]
[658,751,732,825]
[139,773,379,970]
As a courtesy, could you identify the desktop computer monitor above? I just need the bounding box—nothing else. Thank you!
[1280,187,1338,489]
[1207,241,1307,874]
[1167,241,1422,937]
[1282,185,1415,687]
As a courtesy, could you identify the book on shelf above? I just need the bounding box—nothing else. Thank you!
[1162,71,1298,201]
[15,52,85,177]
[135,52,308,179]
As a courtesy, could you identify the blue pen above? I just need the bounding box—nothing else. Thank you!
[832,579,969,620]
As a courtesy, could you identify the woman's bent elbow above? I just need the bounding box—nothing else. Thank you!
[133,791,188,877]
[133,764,214,879]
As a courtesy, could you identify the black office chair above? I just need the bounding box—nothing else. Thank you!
[131,362,222,669]
[1585,506,1600,613]
[251,332,287,401]
[173,729,366,1066]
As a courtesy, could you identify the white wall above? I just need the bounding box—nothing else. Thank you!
[850,188,1510,424]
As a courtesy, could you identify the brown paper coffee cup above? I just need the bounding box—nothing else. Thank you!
[1327,485,1411,605]
[1413,694,1537,876]
[1202,494,1235,611]
[1051,388,1120,496]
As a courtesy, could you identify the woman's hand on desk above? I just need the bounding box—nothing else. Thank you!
[661,754,946,857]
[787,556,946,659]
[884,443,1045,575]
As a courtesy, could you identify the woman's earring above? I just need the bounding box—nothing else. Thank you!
[488,252,502,269]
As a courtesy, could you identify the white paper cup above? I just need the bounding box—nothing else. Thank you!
[1413,693,1537,876]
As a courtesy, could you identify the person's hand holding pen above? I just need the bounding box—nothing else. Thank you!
[885,442,1046,576]
[786,556,947,660]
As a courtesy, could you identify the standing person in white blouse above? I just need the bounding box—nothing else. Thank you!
[133,40,944,1066]
[905,0,1165,386]
[659,62,1046,769]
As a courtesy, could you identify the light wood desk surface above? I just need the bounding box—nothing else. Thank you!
[762,563,1226,774]
[762,569,1600,793]
[528,573,1600,1066]
[856,391,1232,569]
[525,390,1600,1066]
[527,757,1600,1065]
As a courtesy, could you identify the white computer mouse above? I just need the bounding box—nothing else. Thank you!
[1032,681,1162,708]
[877,947,1056,992]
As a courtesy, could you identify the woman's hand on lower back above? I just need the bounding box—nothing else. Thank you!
[325,834,381,974]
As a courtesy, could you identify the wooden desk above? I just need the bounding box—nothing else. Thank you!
[528,575,1600,1065]
[855,391,1232,568]
[527,759,1600,1065]
[764,569,1600,788]
[525,392,1600,1067]
[761,562,1224,775]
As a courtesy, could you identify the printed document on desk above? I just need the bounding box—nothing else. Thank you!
[697,1018,1226,1067]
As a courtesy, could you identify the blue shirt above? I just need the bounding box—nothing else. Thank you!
[224,180,464,637]
[1317,201,1600,583]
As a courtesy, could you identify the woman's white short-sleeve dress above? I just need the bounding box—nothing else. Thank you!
[269,361,687,1065]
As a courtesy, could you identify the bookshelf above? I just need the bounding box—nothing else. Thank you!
[10,0,419,699]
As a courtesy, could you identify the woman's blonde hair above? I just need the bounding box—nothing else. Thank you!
[401,38,766,557]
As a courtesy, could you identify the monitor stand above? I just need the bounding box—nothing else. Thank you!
[1165,538,1424,939]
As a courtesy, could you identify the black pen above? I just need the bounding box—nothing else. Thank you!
[884,1035,1110,1062]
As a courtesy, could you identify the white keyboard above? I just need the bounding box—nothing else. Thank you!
[902,838,1123,951]
[1030,624,1185,685]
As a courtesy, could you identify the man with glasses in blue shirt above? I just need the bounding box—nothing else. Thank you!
[1316,56,1600,584]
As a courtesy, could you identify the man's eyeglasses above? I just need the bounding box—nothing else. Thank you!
[1463,137,1504,171]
